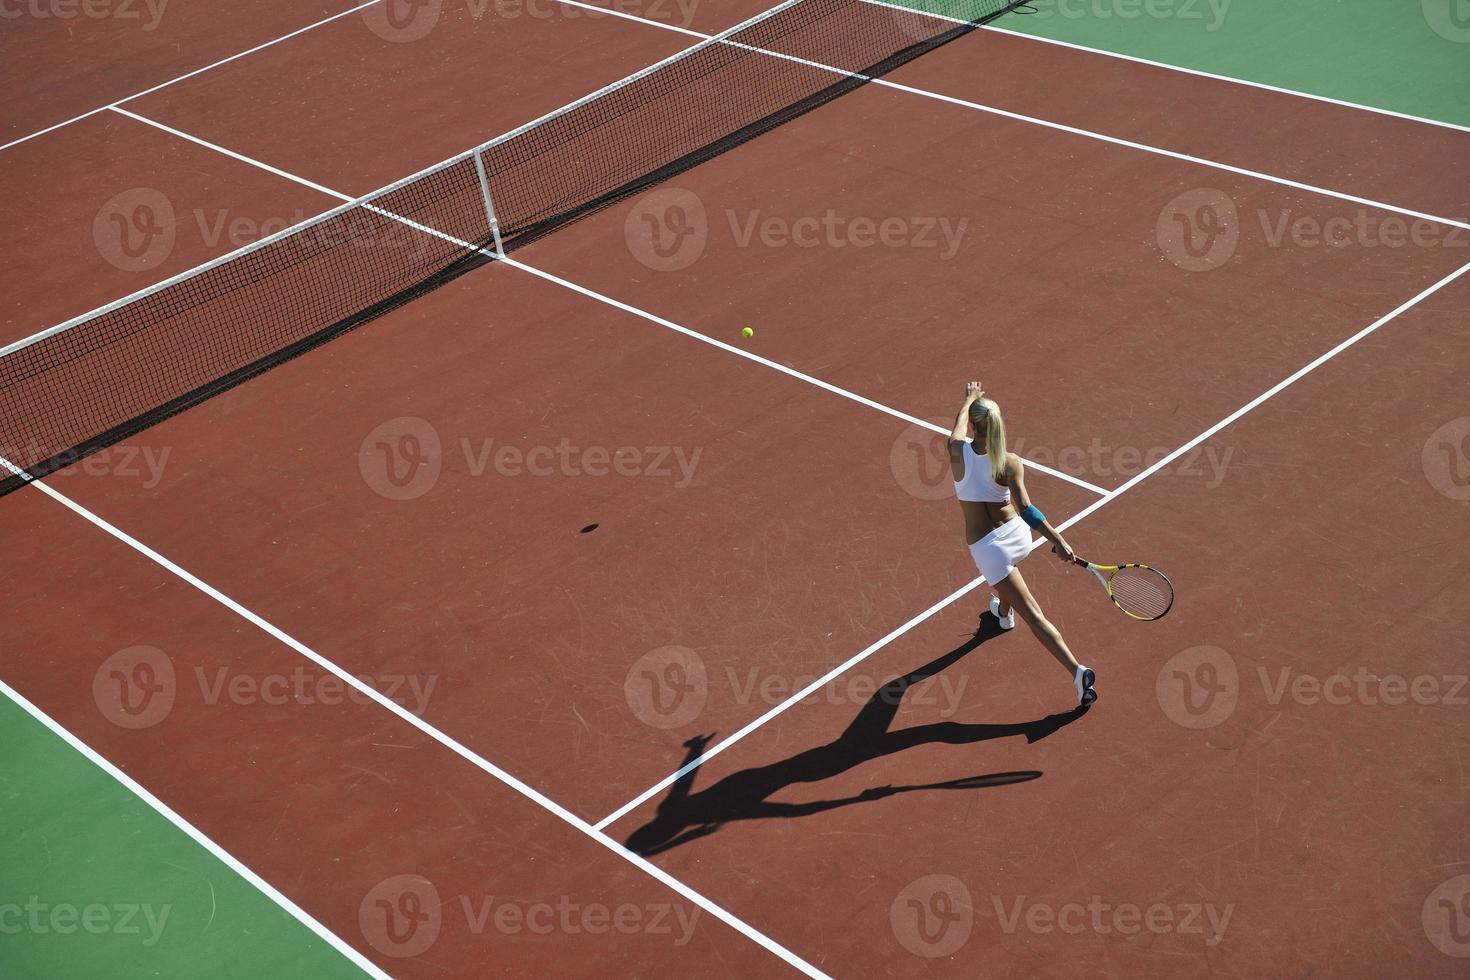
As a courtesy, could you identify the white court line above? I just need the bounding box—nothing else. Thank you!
[0,678,389,980]
[501,256,1110,495]
[859,76,1460,231]
[598,258,1470,829]
[0,0,386,154]
[108,106,1109,496]
[509,0,1470,231]
[856,0,1470,136]
[0,455,831,980]
[15,0,1466,358]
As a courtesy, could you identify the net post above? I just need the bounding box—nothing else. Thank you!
[472,149,506,258]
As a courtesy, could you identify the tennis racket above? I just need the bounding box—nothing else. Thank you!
[1071,556,1174,621]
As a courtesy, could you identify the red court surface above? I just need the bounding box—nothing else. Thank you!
[520,80,1468,484]
[4,1,1469,976]
[1,0,362,140]
[0,488,779,977]
[598,274,1470,978]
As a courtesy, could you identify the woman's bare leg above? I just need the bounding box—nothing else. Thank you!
[994,571,1080,676]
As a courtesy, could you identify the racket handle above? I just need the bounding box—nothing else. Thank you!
[1070,555,1090,568]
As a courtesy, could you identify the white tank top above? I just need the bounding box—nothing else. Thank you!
[954,441,1011,503]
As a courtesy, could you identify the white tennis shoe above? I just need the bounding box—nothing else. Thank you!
[1074,665,1097,706]
[989,595,1015,630]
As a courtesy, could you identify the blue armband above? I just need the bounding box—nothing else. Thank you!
[1019,505,1045,529]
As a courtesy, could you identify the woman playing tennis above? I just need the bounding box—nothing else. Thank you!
[949,382,1096,706]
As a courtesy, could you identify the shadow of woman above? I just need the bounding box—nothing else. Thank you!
[625,616,1089,856]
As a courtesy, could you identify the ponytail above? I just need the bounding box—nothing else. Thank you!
[966,398,1008,482]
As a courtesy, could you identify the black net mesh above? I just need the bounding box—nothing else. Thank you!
[0,0,1025,495]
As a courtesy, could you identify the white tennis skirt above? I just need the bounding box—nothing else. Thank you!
[966,515,1032,584]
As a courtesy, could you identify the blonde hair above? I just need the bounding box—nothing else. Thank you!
[967,398,1008,483]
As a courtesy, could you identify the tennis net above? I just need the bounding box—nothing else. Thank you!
[0,0,1026,495]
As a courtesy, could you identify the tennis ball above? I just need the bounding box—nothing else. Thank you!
[741,327,754,338]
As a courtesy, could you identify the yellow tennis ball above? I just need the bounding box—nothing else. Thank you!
[741,326,754,338]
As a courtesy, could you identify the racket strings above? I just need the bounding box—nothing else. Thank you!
[1107,567,1174,619]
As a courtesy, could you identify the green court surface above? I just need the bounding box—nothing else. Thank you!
[0,694,365,979]
[996,0,1470,127]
